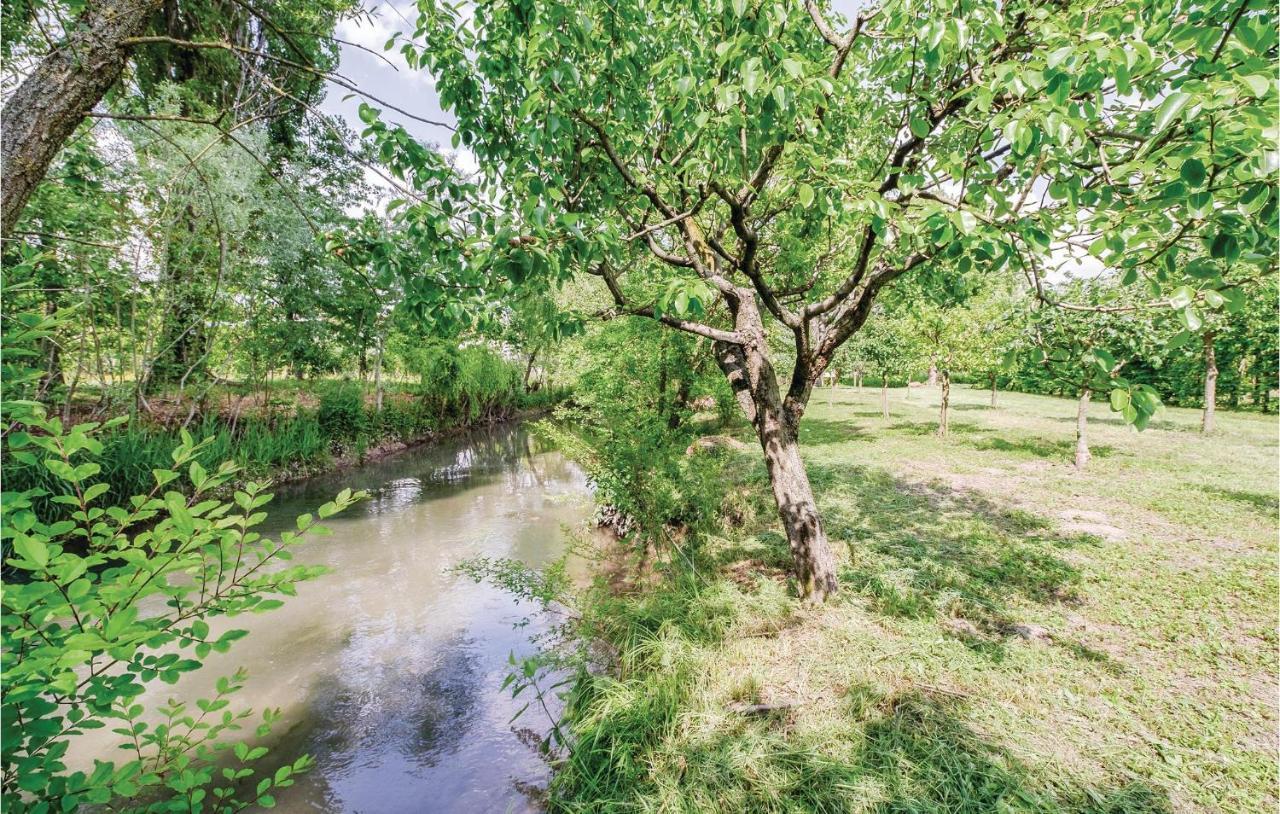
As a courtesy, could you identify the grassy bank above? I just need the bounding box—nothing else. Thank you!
[5,379,564,518]
[554,386,1277,813]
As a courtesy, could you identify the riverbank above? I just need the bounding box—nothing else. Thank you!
[4,380,566,519]
[549,386,1277,813]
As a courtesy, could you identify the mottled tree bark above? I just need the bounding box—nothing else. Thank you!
[1,0,162,235]
[881,375,889,420]
[713,297,838,604]
[990,373,998,408]
[1201,332,1217,434]
[1075,389,1092,470]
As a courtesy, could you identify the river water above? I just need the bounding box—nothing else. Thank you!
[85,424,594,813]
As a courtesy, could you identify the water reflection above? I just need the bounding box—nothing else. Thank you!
[79,424,591,814]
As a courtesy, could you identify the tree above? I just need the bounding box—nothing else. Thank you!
[960,290,1024,408]
[1,0,160,235]
[1022,284,1166,469]
[842,305,921,421]
[1,0,355,236]
[913,302,971,436]
[373,0,1276,602]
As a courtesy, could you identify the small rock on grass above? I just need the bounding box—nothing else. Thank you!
[1010,623,1052,644]
[943,618,981,637]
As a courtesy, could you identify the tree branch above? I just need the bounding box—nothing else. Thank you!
[121,36,456,131]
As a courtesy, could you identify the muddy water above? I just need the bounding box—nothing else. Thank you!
[89,425,593,813]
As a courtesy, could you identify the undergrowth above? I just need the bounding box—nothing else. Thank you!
[5,376,565,520]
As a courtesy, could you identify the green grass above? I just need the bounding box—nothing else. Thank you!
[555,386,1278,813]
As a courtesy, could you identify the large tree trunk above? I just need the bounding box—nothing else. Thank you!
[881,375,889,420]
[1,0,161,235]
[148,212,211,392]
[759,416,838,602]
[926,361,938,387]
[938,368,951,436]
[712,298,838,603]
[1074,389,1092,470]
[1201,332,1217,434]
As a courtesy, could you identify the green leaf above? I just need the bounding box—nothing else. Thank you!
[1151,92,1190,135]
[1209,232,1239,263]
[1168,286,1194,309]
[1239,73,1271,98]
[13,536,49,567]
[797,183,815,208]
[1109,389,1130,412]
[909,117,930,139]
[1181,306,1202,331]
[1179,158,1206,188]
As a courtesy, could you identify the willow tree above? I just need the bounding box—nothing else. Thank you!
[375,0,1276,602]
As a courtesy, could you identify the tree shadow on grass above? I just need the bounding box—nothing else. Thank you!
[1046,413,1184,432]
[800,463,1115,666]
[857,690,1171,813]
[1198,485,1280,518]
[797,418,873,446]
[966,435,1118,461]
[887,420,987,437]
[878,419,1121,464]
[663,689,1170,813]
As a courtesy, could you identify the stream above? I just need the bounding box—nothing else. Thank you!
[82,424,593,813]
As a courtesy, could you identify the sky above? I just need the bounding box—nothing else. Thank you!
[318,2,464,156]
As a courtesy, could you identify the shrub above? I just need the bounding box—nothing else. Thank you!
[0,408,365,812]
[316,380,367,441]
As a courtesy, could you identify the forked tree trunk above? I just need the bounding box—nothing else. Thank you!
[1075,389,1092,470]
[938,369,951,436]
[990,373,998,408]
[712,303,838,604]
[881,375,889,420]
[1201,332,1217,434]
[2,0,162,234]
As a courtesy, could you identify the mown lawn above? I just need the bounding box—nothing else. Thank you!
[563,385,1278,813]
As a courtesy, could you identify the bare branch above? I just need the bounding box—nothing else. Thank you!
[121,36,456,131]
[590,262,743,343]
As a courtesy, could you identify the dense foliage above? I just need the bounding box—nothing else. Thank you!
[0,303,368,812]
[0,0,1276,808]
